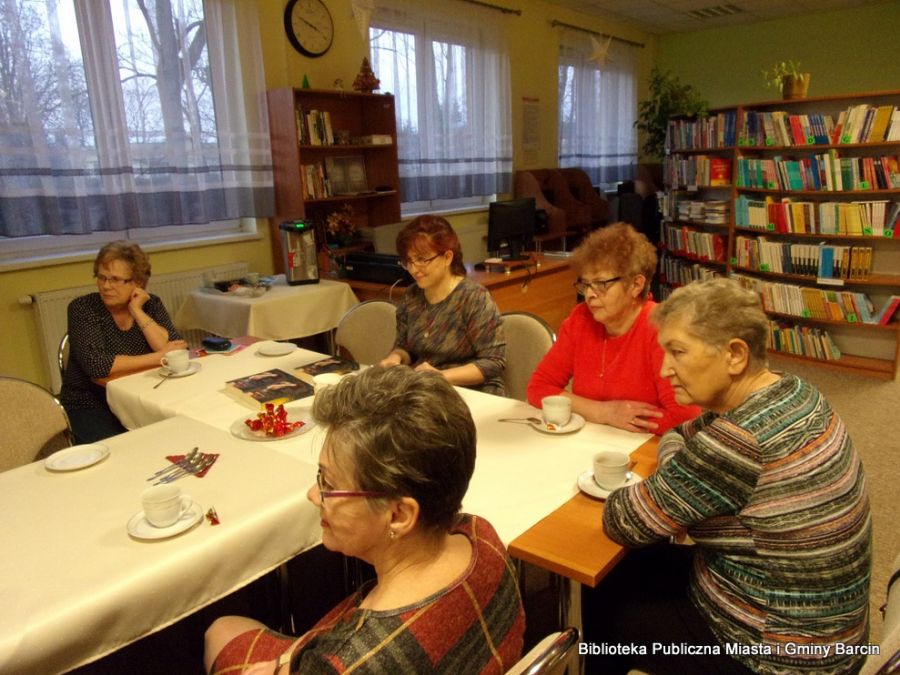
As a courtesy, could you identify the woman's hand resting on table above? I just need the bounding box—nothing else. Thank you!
[379,352,404,368]
[155,339,188,357]
[576,398,663,433]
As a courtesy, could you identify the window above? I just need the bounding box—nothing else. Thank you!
[0,0,273,264]
[558,32,638,189]
[369,1,512,214]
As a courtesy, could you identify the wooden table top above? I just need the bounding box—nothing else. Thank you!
[507,437,659,587]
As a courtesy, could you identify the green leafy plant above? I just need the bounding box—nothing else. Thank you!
[635,67,708,160]
[762,60,804,90]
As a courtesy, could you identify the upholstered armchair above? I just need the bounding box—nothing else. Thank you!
[559,168,610,229]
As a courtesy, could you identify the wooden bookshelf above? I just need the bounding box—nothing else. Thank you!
[662,90,900,379]
[266,88,401,273]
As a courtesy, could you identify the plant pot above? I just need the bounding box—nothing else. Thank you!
[782,73,810,100]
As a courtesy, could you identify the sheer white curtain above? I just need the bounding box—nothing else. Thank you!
[369,0,512,202]
[558,30,637,185]
[0,0,272,239]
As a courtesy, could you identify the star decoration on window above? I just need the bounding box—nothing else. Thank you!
[589,35,613,69]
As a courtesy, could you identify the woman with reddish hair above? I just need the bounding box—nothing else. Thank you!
[379,215,507,395]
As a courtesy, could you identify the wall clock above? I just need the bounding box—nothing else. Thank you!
[284,0,334,58]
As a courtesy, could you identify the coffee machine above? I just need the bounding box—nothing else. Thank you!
[279,220,319,285]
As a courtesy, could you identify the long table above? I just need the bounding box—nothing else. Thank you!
[0,415,320,675]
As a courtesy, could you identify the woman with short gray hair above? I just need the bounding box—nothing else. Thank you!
[583,277,872,675]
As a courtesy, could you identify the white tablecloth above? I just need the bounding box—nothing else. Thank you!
[0,415,321,675]
[174,277,358,340]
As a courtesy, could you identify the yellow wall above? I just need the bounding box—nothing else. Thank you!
[1,0,656,390]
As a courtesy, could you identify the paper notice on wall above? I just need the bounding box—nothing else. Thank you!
[522,96,540,151]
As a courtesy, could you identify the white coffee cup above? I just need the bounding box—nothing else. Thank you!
[313,372,344,392]
[592,450,633,490]
[245,272,260,286]
[160,349,190,373]
[142,484,193,528]
[541,395,572,426]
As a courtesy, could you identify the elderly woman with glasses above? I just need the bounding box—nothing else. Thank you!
[527,222,699,434]
[379,215,507,395]
[204,367,526,674]
[584,277,871,675]
[59,240,185,443]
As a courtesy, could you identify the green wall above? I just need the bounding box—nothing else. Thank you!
[656,1,900,107]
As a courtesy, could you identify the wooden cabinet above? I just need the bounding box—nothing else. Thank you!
[266,88,401,270]
[662,90,900,379]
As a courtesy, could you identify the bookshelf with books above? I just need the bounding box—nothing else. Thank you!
[663,90,900,379]
[266,88,401,270]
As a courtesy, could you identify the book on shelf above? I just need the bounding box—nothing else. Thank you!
[873,295,900,325]
[224,368,314,409]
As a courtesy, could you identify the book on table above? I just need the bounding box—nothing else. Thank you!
[295,356,360,384]
[224,368,314,409]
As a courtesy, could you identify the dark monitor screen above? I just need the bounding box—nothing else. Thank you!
[487,197,536,261]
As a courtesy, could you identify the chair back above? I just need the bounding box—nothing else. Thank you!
[505,627,579,675]
[861,549,900,674]
[334,300,397,365]
[57,333,70,390]
[0,376,73,472]
[501,312,556,401]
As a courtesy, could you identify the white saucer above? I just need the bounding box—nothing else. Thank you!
[257,341,298,357]
[127,502,204,540]
[45,444,110,471]
[529,413,586,434]
[229,414,315,442]
[577,469,643,500]
[158,362,201,378]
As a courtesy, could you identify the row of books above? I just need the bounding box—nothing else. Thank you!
[666,111,737,151]
[735,196,900,236]
[300,161,332,199]
[833,104,900,145]
[657,253,722,295]
[734,236,873,279]
[665,155,732,188]
[739,111,835,148]
[735,153,900,192]
[674,199,730,225]
[767,322,842,361]
[662,225,726,263]
[295,106,335,146]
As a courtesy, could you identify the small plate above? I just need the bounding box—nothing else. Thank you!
[45,444,110,472]
[257,341,298,357]
[577,469,643,500]
[158,362,201,378]
[229,414,315,442]
[529,413,586,435]
[127,502,204,540]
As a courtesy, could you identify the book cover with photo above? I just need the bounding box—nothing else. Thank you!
[224,368,314,409]
[295,356,360,383]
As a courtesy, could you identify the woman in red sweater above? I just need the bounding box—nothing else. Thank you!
[527,222,699,434]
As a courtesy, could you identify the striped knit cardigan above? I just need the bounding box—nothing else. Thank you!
[604,373,872,675]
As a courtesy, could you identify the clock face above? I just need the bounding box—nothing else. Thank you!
[285,0,334,58]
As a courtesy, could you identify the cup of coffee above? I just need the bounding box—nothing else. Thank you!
[541,395,572,426]
[245,272,260,287]
[142,484,193,528]
[160,349,190,373]
[313,372,344,392]
[592,450,633,490]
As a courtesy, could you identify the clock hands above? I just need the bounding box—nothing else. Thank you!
[299,16,328,39]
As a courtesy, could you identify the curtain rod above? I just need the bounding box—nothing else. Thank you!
[550,20,645,48]
[460,0,521,16]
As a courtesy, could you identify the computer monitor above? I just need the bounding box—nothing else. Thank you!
[487,197,536,261]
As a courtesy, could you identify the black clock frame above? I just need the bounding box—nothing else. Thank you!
[284,0,334,58]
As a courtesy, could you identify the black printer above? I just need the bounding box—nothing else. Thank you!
[340,251,413,286]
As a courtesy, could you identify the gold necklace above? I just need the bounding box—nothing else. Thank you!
[598,336,624,379]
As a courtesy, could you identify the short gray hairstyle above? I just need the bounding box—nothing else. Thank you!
[653,278,769,367]
[312,366,476,535]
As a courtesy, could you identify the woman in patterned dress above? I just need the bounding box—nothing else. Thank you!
[204,366,525,674]
[584,277,872,675]
[379,215,507,396]
[59,240,185,443]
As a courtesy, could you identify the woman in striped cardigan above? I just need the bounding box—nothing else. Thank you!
[585,277,872,675]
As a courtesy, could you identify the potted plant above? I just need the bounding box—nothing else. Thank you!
[325,203,358,248]
[635,67,708,160]
[762,60,810,100]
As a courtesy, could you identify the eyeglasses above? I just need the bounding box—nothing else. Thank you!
[95,274,133,287]
[574,277,622,296]
[315,467,389,504]
[398,253,440,271]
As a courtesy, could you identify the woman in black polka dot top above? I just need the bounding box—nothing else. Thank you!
[59,241,185,443]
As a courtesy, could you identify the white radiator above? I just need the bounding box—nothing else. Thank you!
[24,262,249,393]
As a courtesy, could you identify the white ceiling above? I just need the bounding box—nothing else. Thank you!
[542,0,892,34]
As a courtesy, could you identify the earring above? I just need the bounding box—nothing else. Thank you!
[389,529,396,540]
